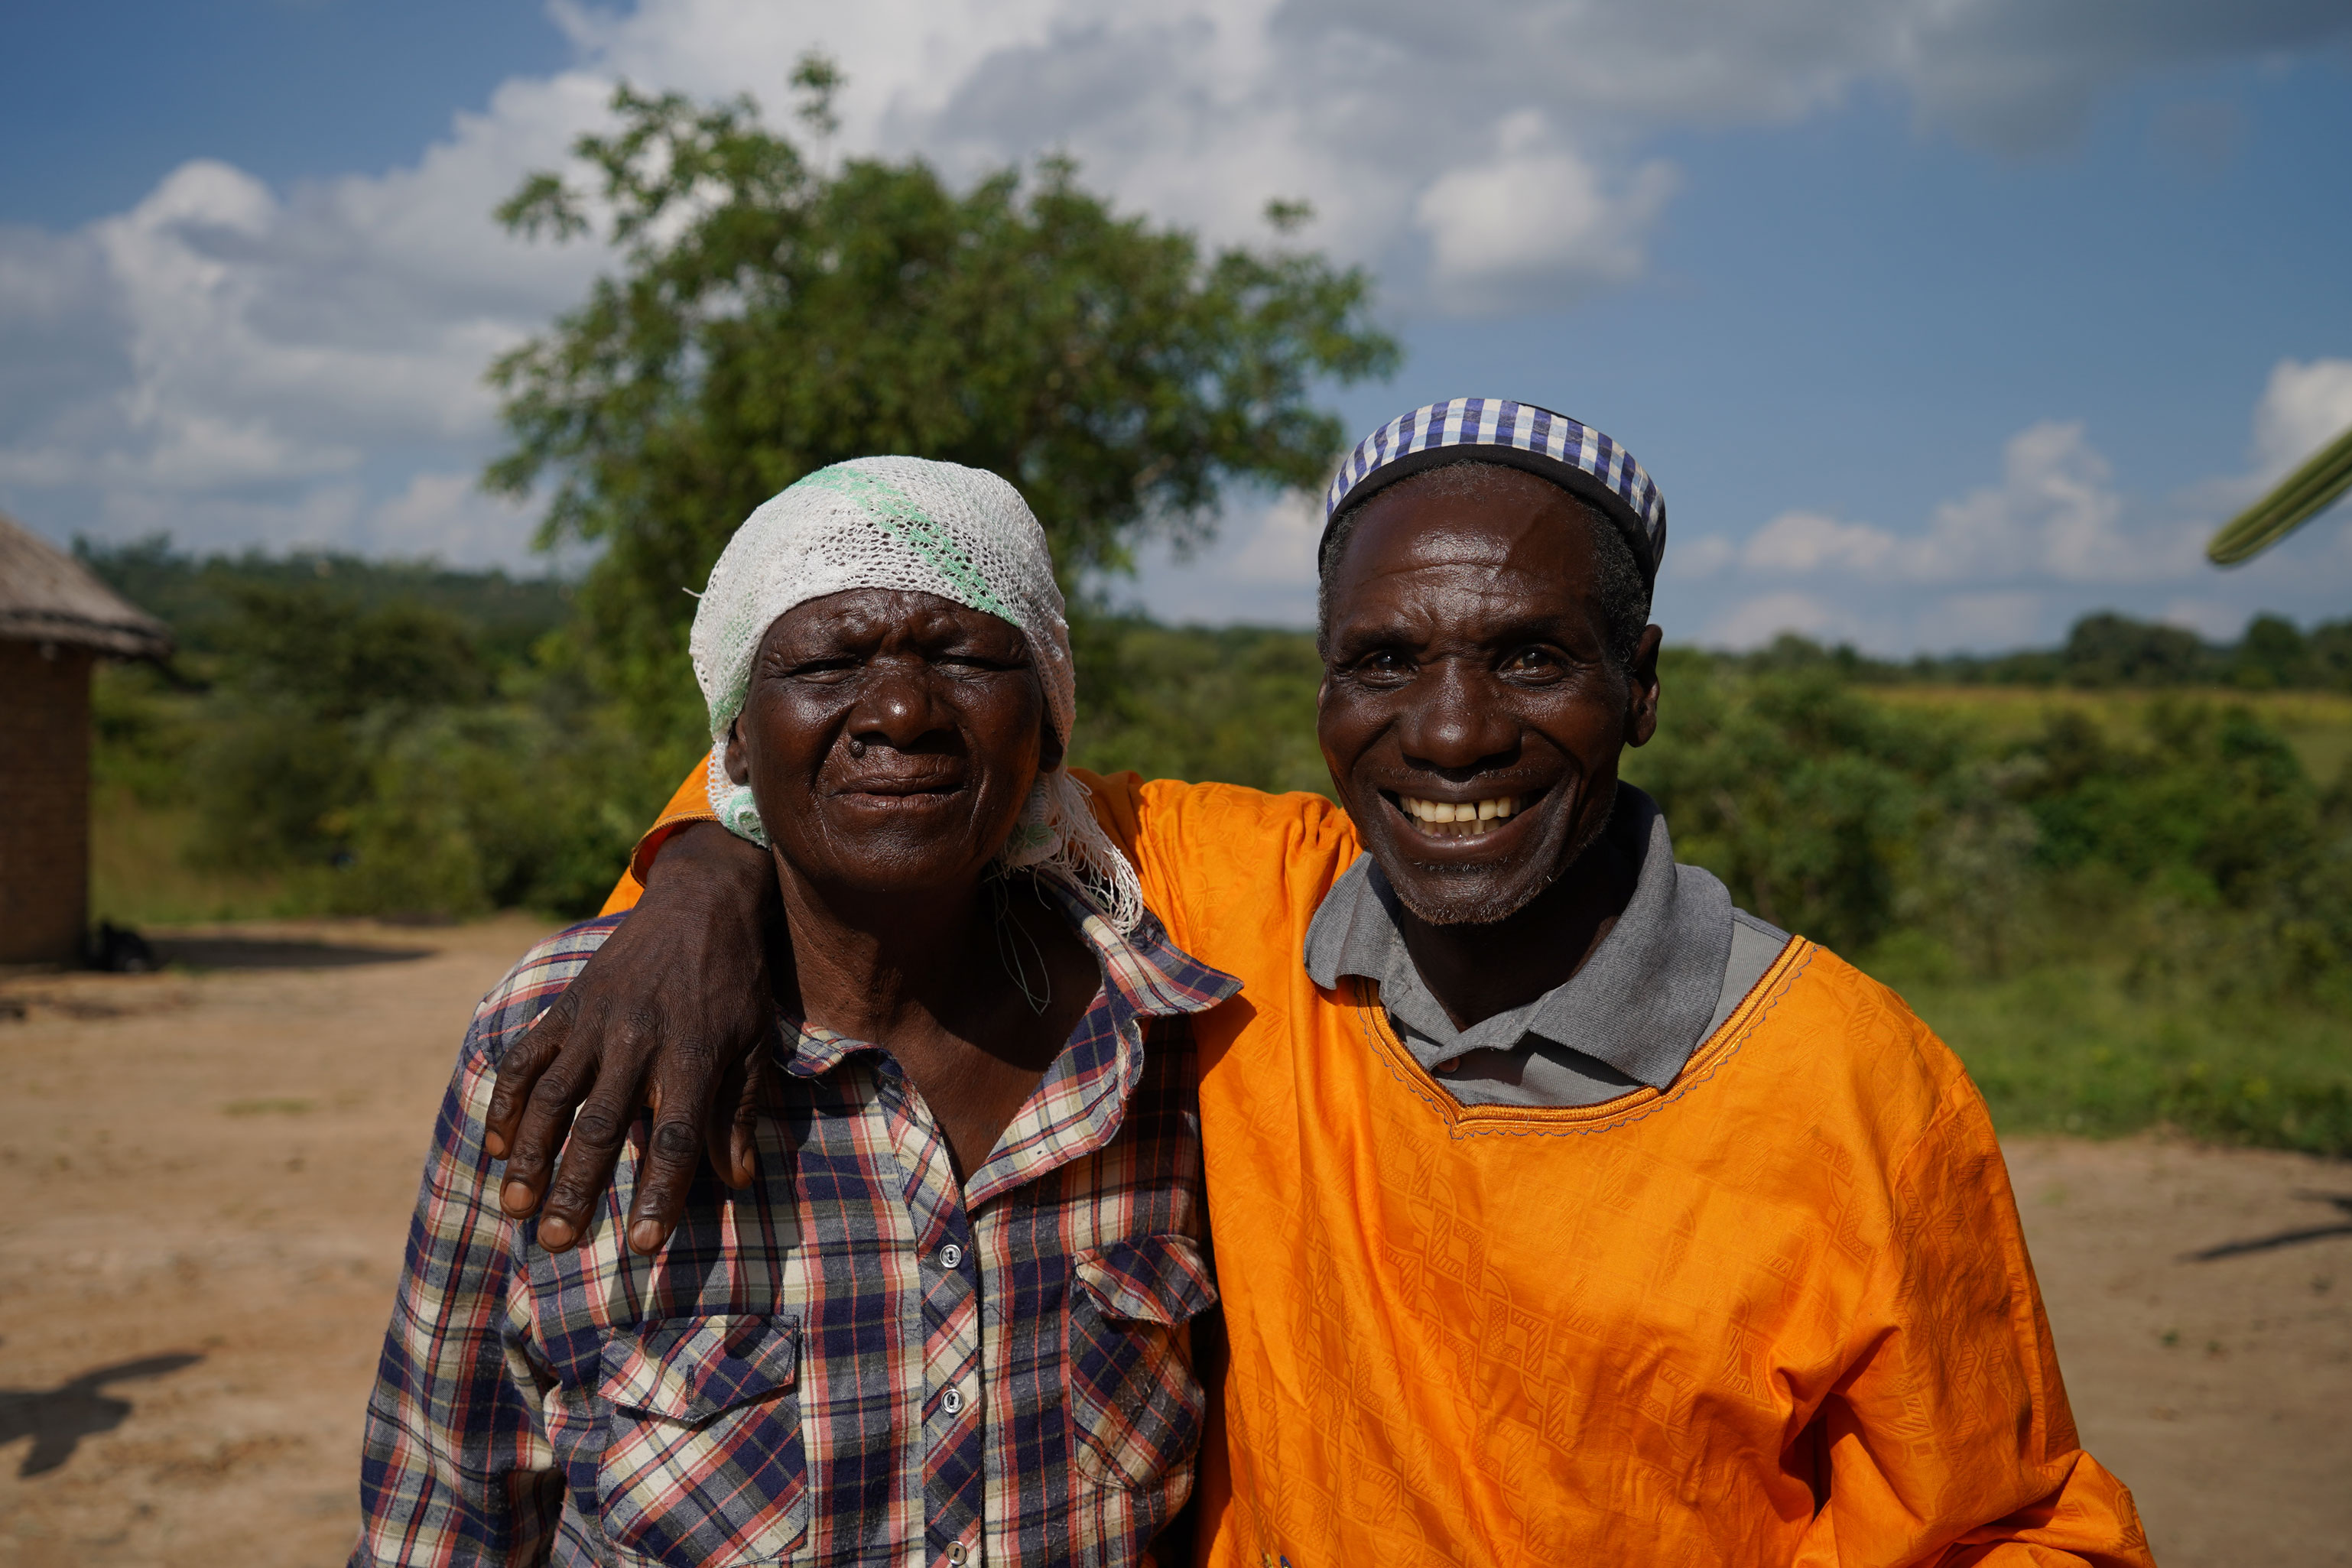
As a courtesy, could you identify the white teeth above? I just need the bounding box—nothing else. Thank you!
[1398,794,1525,835]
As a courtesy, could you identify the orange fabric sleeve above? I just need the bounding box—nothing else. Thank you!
[1065,767,1358,964]
[1790,1066,2151,1566]
[596,753,720,916]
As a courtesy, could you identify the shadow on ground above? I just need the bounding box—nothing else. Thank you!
[2183,1190,2352,1261]
[0,1354,203,1476]
[152,937,432,971]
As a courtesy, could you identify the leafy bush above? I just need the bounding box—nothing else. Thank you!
[1068,615,1328,797]
[1626,655,1969,956]
[85,554,692,923]
[1623,651,2352,1154]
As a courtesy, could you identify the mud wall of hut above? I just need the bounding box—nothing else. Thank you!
[0,638,95,965]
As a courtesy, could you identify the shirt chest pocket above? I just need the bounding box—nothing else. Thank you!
[597,1314,807,1568]
[1064,1234,1219,1492]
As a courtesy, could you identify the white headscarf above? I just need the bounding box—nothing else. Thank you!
[688,456,1145,932]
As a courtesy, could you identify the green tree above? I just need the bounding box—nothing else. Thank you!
[1625,654,1967,955]
[488,70,1397,732]
[1067,619,1330,797]
[2061,612,2214,687]
[2230,612,2312,689]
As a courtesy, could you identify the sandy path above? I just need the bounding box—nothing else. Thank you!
[2,918,2347,1566]
[2002,1138,2351,1565]
[2,917,555,1568]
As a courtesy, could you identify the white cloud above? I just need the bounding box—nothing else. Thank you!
[1899,0,2352,155]
[89,481,368,557]
[1710,589,1846,647]
[1667,534,1736,579]
[1910,420,2167,583]
[1415,113,1678,314]
[1915,589,2043,648]
[1125,488,1327,625]
[2159,596,2256,641]
[1742,508,1902,575]
[5,0,2348,567]
[359,471,542,567]
[2250,355,2352,479]
[1688,369,2352,652]
[0,74,608,559]
[1737,421,2198,589]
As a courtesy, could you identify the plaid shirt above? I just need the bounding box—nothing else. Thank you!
[356,879,1237,1568]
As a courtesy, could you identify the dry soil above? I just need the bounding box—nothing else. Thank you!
[1,917,2345,1566]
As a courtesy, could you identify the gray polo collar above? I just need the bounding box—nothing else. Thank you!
[1301,784,1734,1090]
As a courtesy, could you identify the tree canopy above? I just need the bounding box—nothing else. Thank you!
[488,70,1398,729]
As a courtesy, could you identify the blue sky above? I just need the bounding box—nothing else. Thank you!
[4,1,2349,651]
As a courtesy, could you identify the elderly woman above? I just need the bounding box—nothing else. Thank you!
[352,458,1236,1568]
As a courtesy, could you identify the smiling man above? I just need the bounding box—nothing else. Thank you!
[492,401,2152,1565]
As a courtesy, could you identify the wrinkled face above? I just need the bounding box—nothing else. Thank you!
[1316,468,1661,926]
[725,588,1057,898]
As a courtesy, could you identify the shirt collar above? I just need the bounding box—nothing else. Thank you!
[1301,783,1732,1090]
[784,873,1238,1079]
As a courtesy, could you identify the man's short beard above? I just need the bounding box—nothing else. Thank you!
[1387,800,1615,927]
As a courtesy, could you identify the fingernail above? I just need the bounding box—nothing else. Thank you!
[538,1216,574,1249]
[629,1219,664,1254]
[501,1180,534,1214]
[483,1130,508,1157]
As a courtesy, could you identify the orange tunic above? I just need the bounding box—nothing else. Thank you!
[615,764,2152,1567]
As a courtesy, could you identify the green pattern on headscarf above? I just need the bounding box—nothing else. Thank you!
[798,465,1015,621]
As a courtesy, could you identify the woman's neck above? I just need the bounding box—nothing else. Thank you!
[766,858,1103,1181]
[769,861,994,1043]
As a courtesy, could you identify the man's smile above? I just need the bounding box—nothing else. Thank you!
[1382,787,1550,842]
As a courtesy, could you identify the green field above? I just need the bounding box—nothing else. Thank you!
[89,785,297,927]
[1868,684,2352,787]
[1889,959,2349,1151]
[1845,687,2351,1154]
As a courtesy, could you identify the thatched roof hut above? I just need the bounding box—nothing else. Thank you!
[0,512,171,658]
[1,512,173,965]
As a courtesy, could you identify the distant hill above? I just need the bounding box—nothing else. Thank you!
[73,534,576,668]
[1720,610,2352,692]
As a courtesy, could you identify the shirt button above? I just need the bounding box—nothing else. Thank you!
[938,1243,963,1269]
[941,1386,964,1415]
[947,1545,968,1565]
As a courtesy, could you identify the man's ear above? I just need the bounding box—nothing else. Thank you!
[1625,624,1664,748]
[723,718,752,785]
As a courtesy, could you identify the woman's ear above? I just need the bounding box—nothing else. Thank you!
[724,718,752,785]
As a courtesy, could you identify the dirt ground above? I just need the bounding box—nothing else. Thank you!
[2,917,2346,1567]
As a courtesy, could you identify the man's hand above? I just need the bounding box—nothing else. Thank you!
[484,823,781,1255]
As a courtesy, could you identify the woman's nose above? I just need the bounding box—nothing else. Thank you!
[846,661,947,750]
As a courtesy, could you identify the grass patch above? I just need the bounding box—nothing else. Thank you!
[89,784,302,927]
[1881,955,2352,1157]
[1869,685,2352,786]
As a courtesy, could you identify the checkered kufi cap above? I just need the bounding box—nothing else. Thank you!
[1322,398,1667,585]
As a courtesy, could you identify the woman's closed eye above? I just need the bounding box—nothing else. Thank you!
[778,654,863,681]
[934,651,1029,673]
